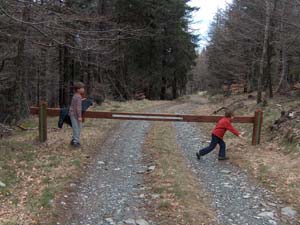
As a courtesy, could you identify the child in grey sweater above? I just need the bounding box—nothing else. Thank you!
[69,82,85,147]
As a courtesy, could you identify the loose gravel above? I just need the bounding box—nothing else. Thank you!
[67,121,153,225]
[60,102,298,225]
[173,116,294,225]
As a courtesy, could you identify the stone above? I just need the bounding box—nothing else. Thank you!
[223,182,231,187]
[124,218,136,224]
[135,219,148,225]
[268,220,277,225]
[139,194,145,198]
[147,166,155,172]
[260,201,268,207]
[281,207,297,218]
[267,202,277,207]
[60,201,66,206]
[98,161,105,165]
[151,194,160,199]
[243,194,251,199]
[220,170,231,174]
[258,212,275,219]
[105,218,115,224]
[0,181,6,188]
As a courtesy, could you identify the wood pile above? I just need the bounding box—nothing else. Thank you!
[223,82,246,95]
[134,92,146,100]
[270,109,300,143]
[292,82,300,90]
[212,99,245,115]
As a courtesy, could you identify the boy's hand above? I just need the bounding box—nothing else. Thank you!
[238,134,246,140]
[78,117,83,122]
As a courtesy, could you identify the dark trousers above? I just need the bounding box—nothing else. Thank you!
[199,134,226,157]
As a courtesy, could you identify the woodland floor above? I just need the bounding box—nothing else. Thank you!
[1,94,300,225]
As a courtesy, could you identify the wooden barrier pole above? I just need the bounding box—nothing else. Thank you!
[38,102,48,142]
[252,109,263,145]
[29,107,255,123]
[31,105,261,144]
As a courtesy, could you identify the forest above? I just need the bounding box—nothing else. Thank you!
[194,0,300,103]
[3,0,300,124]
[0,0,197,123]
[2,1,300,224]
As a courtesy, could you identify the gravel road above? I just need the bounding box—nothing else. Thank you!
[172,104,297,225]
[60,102,298,225]
[66,121,153,225]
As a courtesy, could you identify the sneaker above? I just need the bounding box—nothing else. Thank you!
[196,152,201,160]
[218,156,229,161]
[73,142,81,148]
[70,139,75,146]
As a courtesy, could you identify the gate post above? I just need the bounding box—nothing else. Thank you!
[252,109,263,145]
[39,102,48,143]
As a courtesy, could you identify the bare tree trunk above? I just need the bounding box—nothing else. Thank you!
[62,44,71,106]
[160,76,167,100]
[266,0,279,98]
[266,44,273,98]
[276,0,289,93]
[40,48,47,102]
[257,0,272,104]
[59,45,64,107]
[98,0,107,15]
[249,60,257,92]
[160,55,167,100]
[276,43,289,93]
[87,52,93,96]
[172,75,178,99]
[14,4,30,121]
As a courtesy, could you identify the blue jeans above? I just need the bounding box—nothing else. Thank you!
[199,134,226,157]
[70,116,82,144]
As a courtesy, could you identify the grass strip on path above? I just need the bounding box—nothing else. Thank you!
[143,122,217,225]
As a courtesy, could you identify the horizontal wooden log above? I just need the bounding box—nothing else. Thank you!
[30,107,254,124]
[30,107,60,117]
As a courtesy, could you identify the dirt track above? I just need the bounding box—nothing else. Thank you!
[59,102,298,225]
[170,103,286,225]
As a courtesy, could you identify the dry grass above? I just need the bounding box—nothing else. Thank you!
[143,122,217,225]
[191,93,300,220]
[0,100,165,225]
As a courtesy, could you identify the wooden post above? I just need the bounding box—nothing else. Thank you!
[39,102,48,142]
[252,109,263,145]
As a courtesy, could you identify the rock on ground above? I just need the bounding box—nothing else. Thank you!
[281,207,297,218]
[0,181,6,188]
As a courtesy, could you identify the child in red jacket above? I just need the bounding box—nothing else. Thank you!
[196,110,244,161]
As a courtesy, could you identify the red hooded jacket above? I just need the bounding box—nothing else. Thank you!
[212,117,240,139]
